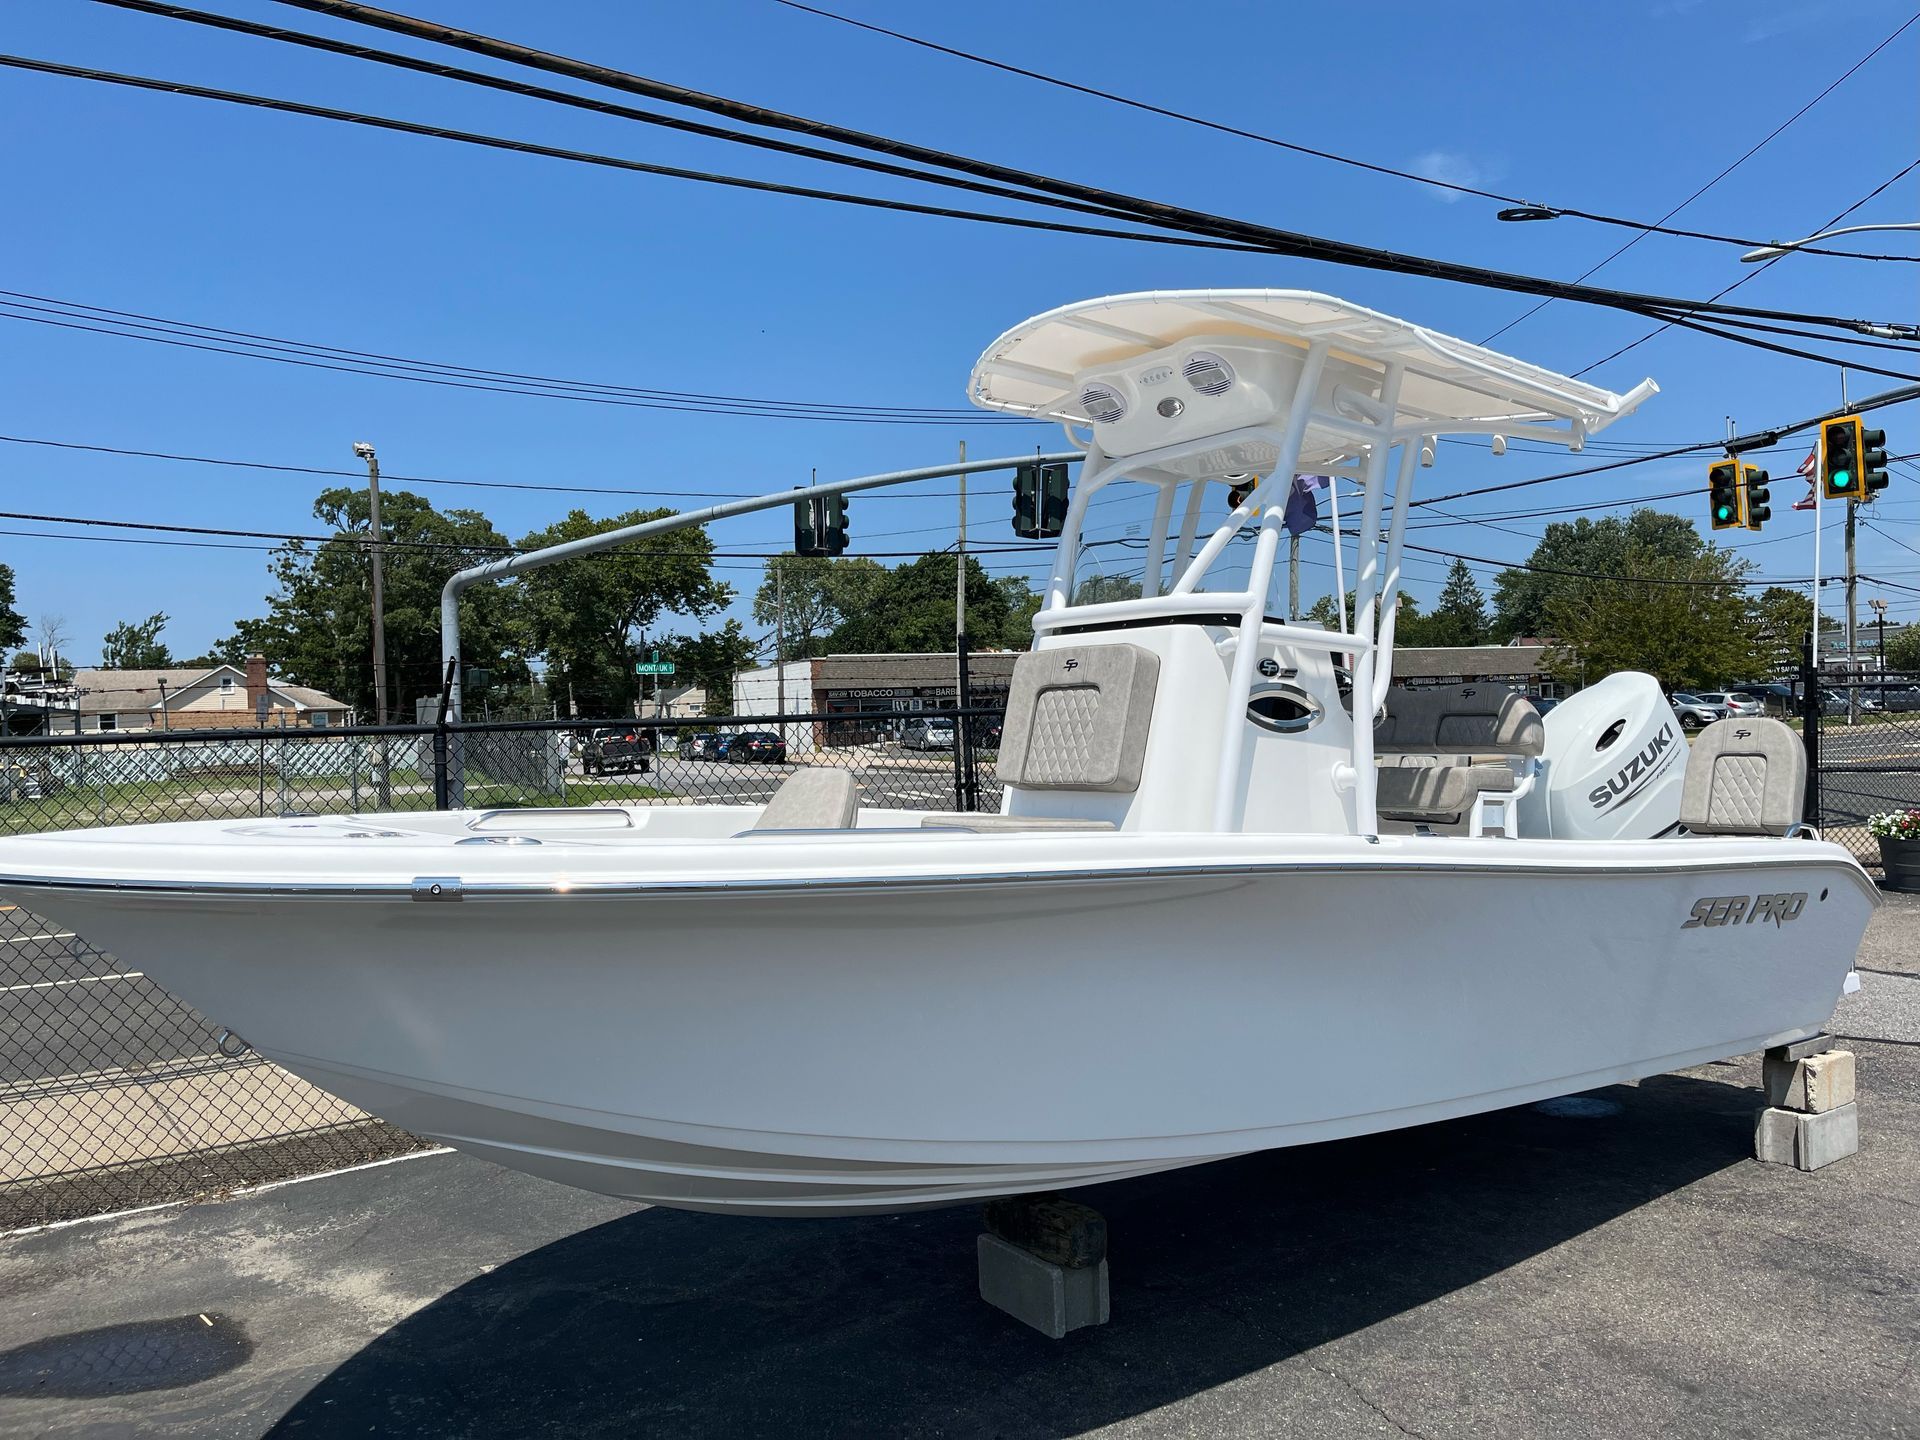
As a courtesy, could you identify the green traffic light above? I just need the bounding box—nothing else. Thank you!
[1834,470,1853,489]
[1715,505,1733,520]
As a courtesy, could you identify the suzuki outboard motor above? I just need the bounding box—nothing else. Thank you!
[1518,672,1687,839]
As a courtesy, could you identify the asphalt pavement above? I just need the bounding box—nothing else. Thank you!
[4,905,1917,1438]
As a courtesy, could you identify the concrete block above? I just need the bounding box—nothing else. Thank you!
[977,1234,1110,1339]
[1755,1106,1800,1165]
[1796,1102,1860,1170]
[1754,1103,1860,1171]
[1764,1049,1856,1113]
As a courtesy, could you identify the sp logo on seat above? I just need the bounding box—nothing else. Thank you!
[1062,658,1079,672]
[1734,727,1752,738]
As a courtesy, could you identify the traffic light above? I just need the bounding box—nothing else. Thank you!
[1012,463,1040,537]
[1741,464,1770,531]
[1822,416,1862,501]
[1038,462,1071,537]
[793,493,849,556]
[823,492,849,553]
[1014,462,1073,538]
[1861,425,1889,499]
[1708,458,1741,530]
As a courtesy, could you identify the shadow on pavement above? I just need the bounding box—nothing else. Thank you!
[271,1072,1754,1438]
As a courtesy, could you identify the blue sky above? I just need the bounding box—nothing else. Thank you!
[3,0,1916,692]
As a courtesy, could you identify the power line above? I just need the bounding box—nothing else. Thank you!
[85,0,1184,242]
[1412,381,1920,508]
[0,432,1042,502]
[9,55,1909,392]
[1576,156,1920,377]
[770,0,1920,263]
[1477,7,1920,343]
[131,2,1920,340]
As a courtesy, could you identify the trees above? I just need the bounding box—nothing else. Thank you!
[1884,622,1920,672]
[1071,574,1143,607]
[215,488,526,717]
[0,565,24,652]
[1541,540,1763,690]
[751,555,888,660]
[1493,511,1699,641]
[101,613,173,669]
[1415,560,1490,648]
[1747,586,1821,675]
[827,553,1013,654]
[663,621,760,714]
[518,508,732,716]
[992,575,1042,649]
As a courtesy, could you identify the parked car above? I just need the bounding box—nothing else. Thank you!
[1821,688,1883,715]
[684,733,723,761]
[899,718,956,751]
[1668,692,1728,732]
[1697,691,1764,718]
[1873,684,1920,713]
[581,727,652,776]
[1727,683,1792,716]
[732,731,788,763]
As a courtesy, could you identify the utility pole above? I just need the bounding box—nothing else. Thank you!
[353,441,392,805]
[955,441,975,810]
[1870,597,1888,669]
[774,554,786,727]
[1846,502,1859,723]
[1840,371,1859,725]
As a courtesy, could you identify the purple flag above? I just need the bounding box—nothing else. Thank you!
[1283,474,1329,536]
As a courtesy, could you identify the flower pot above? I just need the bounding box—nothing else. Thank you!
[1877,835,1920,891]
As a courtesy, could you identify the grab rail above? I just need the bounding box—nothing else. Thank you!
[467,807,635,831]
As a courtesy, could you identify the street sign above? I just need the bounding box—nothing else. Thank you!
[634,661,675,676]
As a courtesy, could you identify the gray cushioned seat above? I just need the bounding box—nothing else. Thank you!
[1374,684,1545,757]
[750,768,858,831]
[998,644,1160,793]
[919,814,1117,833]
[1679,717,1804,836]
[1375,763,1516,823]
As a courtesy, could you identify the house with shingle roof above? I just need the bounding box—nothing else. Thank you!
[69,655,350,733]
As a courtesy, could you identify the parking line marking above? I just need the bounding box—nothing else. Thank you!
[0,971,144,993]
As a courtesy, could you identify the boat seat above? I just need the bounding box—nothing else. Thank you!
[1375,763,1516,824]
[747,768,859,831]
[919,814,1117,833]
[1679,717,1805,836]
[1373,685,1545,834]
[998,643,1160,794]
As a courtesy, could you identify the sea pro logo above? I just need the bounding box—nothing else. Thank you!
[1682,892,1807,929]
[1587,722,1677,811]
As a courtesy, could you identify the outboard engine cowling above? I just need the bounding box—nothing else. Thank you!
[1517,672,1686,839]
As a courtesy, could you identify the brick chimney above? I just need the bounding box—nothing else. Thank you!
[244,654,268,718]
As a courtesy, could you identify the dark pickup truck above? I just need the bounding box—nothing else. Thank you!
[582,727,653,776]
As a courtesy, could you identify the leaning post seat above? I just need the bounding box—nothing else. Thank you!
[1678,717,1806,836]
[1373,685,1545,835]
[748,768,859,831]
[921,643,1159,832]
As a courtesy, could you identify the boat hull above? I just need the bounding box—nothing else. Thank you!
[0,836,1875,1215]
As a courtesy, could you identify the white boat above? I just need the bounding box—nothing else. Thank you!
[0,291,1875,1216]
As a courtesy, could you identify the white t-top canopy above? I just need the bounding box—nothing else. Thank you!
[969,289,1655,444]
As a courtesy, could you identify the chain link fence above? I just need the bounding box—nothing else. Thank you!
[1805,667,1920,874]
[0,708,1002,1228]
